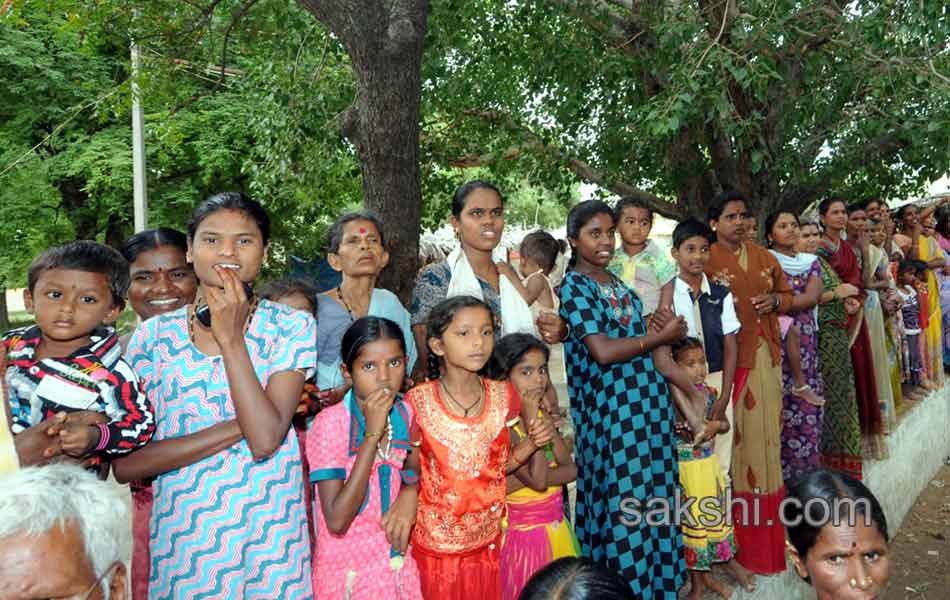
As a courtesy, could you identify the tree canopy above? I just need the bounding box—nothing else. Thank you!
[424,0,950,220]
[0,0,946,300]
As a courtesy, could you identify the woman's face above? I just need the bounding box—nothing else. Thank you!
[798,224,821,254]
[711,200,747,246]
[128,245,198,319]
[452,188,505,253]
[821,201,848,233]
[792,519,890,600]
[188,209,267,289]
[768,213,800,250]
[865,201,881,221]
[571,212,615,269]
[329,219,389,279]
[900,206,919,229]
[846,210,868,239]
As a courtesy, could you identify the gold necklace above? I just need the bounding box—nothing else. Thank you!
[189,295,261,346]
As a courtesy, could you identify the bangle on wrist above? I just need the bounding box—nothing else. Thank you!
[365,430,384,439]
[93,423,110,452]
[559,326,570,342]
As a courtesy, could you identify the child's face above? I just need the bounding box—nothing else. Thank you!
[188,209,267,289]
[518,256,542,279]
[429,306,495,373]
[676,347,707,385]
[616,206,652,248]
[128,246,198,320]
[844,296,861,315]
[508,348,550,402]
[26,269,122,345]
[328,219,389,278]
[900,270,916,287]
[571,212,615,269]
[744,216,759,242]
[273,292,315,315]
[869,222,886,246]
[342,338,407,400]
[671,235,710,277]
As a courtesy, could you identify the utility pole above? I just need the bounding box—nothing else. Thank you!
[131,18,148,232]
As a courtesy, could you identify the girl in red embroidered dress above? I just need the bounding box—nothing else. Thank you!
[406,296,553,599]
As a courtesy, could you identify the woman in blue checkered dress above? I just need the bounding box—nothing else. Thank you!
[559,201,687,598]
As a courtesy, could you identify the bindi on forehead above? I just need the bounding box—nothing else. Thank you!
[359,227,367,235]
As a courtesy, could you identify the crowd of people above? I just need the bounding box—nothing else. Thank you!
[1,182,939,599]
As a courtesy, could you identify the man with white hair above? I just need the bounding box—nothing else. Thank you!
[0,463,128,599]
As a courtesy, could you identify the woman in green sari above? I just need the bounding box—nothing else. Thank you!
[798,221,864,479]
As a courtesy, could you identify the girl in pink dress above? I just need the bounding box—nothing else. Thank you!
[306,316,423,599]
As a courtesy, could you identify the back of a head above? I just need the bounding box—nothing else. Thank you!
[519,557,636,600]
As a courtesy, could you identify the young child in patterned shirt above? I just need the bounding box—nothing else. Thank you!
[2,241,153,465]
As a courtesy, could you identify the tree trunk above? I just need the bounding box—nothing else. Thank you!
[347,43,425,303]
[0,285,8,332]
[299,1,429,303]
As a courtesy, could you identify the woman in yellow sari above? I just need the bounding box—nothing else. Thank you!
[920,216,945,388]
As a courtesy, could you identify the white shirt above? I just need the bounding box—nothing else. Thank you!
[671,274,741,339]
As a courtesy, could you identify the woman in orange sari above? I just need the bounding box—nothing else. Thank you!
[705,191,793,577]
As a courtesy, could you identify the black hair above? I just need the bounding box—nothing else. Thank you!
[671,336,704,362]
[566,200,614,270]
[847,200,868,215]
[187,192,271,245]
[519,557,637,600]
[817,197,846,217]
[486,333,550,380]
[425,296,493,380]
[258,278,318,316]
[912,260,929,278]
[671,218,714,249]
[326,211,387,254]
[451,180,504,218]
[897,259,919,277]
[119,228,189,265]
[612,197,652,224]
[520,230,567,273]
[936,211,950,238]
[763,210,800,248]
[340,316,407,372]
[783,468,888,584]
[27,240,130,306]
[706,190,749,224]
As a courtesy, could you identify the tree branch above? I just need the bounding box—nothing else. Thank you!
[218,0,262,84]
[461,109,683,219]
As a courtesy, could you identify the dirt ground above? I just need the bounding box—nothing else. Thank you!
[882,463,950,599]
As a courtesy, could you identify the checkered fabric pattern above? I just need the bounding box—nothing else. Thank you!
[559,271,685,598]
